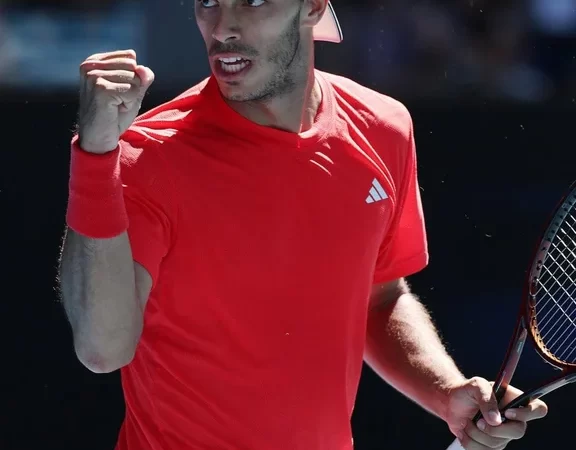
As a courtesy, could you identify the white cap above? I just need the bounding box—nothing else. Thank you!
[313,2,343,43]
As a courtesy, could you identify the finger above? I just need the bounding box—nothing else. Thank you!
[80,58,138,75]
[462,419,508,448]
[504,400,548,422]
[466,377,502,426]
[86,49,137,62]
[476,418,527,440]
[134,65,155,94]
[89,80,142,114]
[92,77,134,101]
[85,70,142,88]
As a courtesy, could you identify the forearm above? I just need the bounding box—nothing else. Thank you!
[364,293,465,420]
[59,228,142,373]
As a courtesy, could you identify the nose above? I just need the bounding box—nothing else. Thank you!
[212,6,241,43]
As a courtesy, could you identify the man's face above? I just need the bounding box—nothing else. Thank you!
[195,0,306,102]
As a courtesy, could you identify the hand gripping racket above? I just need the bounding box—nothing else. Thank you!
[446,182,576,450]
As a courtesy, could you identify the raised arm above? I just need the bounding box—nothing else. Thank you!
[59,49,155,373]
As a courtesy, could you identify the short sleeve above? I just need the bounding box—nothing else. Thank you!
[372,118,429,284]
[120,131,177,287]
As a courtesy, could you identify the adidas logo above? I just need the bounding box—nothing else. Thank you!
[366,178,388,204]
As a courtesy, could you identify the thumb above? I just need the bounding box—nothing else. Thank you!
[467,378,502,426]
[134,65,155,95]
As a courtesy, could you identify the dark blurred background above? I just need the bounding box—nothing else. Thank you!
[0,0,575,449]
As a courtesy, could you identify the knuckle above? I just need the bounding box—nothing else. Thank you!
[123,71,138,83]
[92,76,108,88]
[466,378,480,394]
[84,68,104,80]
[85,70,102,80]
[93,77,107,88]
[118,58,138,70]
[470,377,486,391]
[86,52,105,61]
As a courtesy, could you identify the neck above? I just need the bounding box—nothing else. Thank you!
[224,65,322,134]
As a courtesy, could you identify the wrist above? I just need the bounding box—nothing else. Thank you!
[435,374,467,421]
[66,139,129,238]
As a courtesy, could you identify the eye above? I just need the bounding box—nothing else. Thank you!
[198,0,218,7]
[245,0,265,6]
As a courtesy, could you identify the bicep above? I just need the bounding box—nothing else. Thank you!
[134,261,153,310]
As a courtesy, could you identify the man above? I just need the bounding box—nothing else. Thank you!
[59,1,548,449]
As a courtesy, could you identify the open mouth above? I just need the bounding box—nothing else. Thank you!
[217,56,251,73]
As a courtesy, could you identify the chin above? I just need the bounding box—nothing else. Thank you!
[212,63,275,102]
[216,80,262,103]
[216,83,247,102]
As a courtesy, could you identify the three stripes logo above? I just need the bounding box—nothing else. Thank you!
[366,178,388,204]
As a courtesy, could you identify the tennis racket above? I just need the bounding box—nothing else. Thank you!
[446,182,576,450]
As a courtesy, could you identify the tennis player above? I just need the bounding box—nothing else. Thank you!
[59,1,548,449]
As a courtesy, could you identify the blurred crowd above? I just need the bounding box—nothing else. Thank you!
[325,0,576,102]
[0,0,146,88]
[0,0,575,102]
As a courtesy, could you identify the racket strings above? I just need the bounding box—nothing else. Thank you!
[535,208,576,365]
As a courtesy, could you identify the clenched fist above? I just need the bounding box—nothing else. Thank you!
[77,49,154,154]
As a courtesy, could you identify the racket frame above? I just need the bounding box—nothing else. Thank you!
[498,183,576,411]
[449,182,576,449]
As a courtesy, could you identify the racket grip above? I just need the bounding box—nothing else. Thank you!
[446,438,465,450]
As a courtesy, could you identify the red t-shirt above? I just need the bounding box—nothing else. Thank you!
[113,70,428,450]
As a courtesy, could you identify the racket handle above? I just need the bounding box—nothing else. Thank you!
[446,438,465,450]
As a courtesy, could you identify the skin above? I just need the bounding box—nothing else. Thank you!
[195,0,323,132]
[367,280,547,449]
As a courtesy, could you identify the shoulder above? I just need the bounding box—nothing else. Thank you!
[127,76,213,143]
[319,71,414,143]
[118,77,214,174]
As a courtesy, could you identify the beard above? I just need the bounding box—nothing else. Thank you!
[222,11,304,103]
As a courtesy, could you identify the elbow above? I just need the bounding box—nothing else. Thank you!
[74,336,139,374]
[76,346,137,374]
[70,311,144,374]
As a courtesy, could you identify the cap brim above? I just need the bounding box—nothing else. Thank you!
[313,2,343,43]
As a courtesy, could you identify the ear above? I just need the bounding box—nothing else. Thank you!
[300,0,328,29]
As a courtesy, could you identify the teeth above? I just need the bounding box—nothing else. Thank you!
[219,60,250,73]
[219,57,244,63]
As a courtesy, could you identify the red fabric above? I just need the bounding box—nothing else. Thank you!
[107,71,428,450]
[66,139,129,238]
